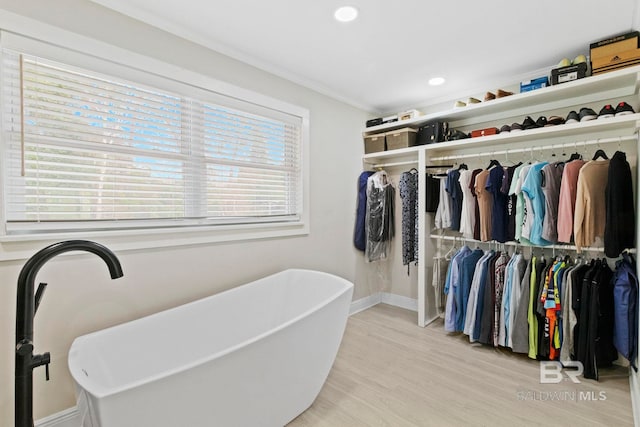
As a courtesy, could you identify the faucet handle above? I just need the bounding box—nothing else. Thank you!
[31,352,51,381]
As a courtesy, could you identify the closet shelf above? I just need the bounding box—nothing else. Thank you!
[424,113,640,153]
[363,64,640,136]
[363,113,640,164]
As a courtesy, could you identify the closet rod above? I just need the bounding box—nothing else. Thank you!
[429,233,637,254]
[368,159,418,168]
[428,134,638,162]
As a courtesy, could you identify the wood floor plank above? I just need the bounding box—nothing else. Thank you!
[288,304,634,427]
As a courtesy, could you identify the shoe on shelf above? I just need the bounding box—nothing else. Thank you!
[454,100,467,108]
[510,122,523,132]
[499,124,511,133]
[467,97,481,105]
[522,116,539,130]
[497,89,514,98]
[565,110,580,124]
[579,107,598,122]
[546,116,565,126]
[535,116,548,127]
[614,101,635,116]
[573,54,587,65]
[597,104,615,119]
[558,58,572,67]
[484,92,496,101]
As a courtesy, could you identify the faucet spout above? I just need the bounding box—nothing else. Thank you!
[15,240,123,427]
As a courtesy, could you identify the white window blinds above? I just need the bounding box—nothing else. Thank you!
[1,49,303,234]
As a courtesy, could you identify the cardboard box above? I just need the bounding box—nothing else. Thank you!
[520,76,549,93]
[363,134,386,154]
[385,128,417,150]
[590,31,639,60]
[592,48,640,74]
[398,109,422,121]
[551,62,588,85]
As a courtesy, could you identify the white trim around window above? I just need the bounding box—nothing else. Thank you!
[0,14,310,261]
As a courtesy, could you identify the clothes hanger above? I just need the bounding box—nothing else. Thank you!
[568,152,582,161]
[458,163,468,170]
[592,149,608,160]
[487,159,501,169]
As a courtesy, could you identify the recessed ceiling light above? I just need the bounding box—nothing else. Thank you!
[334,6,359,22]
[428,77,445,86]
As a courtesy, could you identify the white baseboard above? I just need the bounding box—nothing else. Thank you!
[35,407,79,427]
[349,292,381,315]
[37,292,418,427]
[350,292,418,315]
[380,292,418,312]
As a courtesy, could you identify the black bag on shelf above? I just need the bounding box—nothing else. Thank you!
[416,121,448,145]
[446,129,470,141]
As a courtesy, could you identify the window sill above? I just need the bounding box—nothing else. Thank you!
[0,221,309,261]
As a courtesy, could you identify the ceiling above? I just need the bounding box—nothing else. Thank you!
[90,0,639,114]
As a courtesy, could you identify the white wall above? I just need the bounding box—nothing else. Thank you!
[0,0,374,424]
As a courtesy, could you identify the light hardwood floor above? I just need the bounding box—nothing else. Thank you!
[289,304,633,427]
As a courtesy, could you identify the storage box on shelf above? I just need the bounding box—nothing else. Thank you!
[520,76,549,92]
[363,133,385,154]
[361,64,640,328]
[591,31,640,75]
[551,62,588,85]
[386,127,417,150]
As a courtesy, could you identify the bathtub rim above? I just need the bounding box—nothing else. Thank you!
[68,268,354,399]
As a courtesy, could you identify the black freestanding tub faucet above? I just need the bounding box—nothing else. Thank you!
[15,240,123,427]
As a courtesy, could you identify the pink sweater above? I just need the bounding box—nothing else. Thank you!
[556,160,586,243]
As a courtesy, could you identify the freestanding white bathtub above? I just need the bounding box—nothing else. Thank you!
[68,269,353,427]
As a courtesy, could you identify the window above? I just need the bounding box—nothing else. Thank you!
[0,48,305,237]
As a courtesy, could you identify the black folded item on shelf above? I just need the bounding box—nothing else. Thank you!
[366,117,383,127]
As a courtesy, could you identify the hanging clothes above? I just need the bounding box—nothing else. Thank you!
[455,247,484,331]
[425,173,440,213]
[458,169,476,239]
[556,159,586,243]
[365,171,395,262]
[574,159,610,251]
[432,255,449,315]
[435,175,452,229]
[604,151,635,257]
[469,168,483,240]
[444,246,471,332]
[475,170,493,241]
[399,170,419,268]
[463,249,494,340]
[512,164,533,245]
[479,252,502,345]
[613,253,638,370]
[447,168,463,231]
[486,163,508,243]
[353,171,375,251]
[511,257,533,354]
[503,163,522,242]
[521,161,550,246]
[540,161,565,243]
